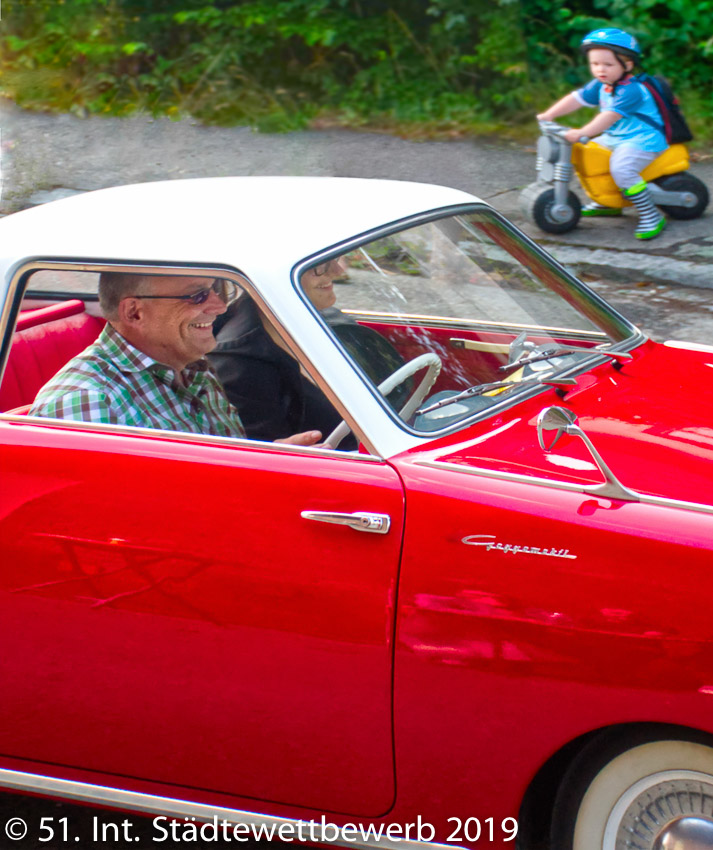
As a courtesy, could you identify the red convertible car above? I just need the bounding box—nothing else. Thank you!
[1,177,713,850]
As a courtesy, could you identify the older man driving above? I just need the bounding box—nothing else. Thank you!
[29,272,321,447]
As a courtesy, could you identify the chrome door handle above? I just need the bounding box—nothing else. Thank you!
[300,511,391,534]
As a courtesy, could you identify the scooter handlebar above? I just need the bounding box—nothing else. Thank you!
[537,120,589,144]
[538,119,569,135]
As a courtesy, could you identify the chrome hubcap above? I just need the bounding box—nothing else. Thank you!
[653,816,713,849]
[605,773,713,849]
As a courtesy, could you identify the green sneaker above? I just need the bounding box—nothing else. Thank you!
[635,217,667,240]
[625,181,667,240]
[581,202,623,217]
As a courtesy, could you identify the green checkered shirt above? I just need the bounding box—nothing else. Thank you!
[30,323,246,438]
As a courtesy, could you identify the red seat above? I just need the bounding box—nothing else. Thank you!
[0,300,105,412]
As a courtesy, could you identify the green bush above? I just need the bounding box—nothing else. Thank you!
[0,0,710,140]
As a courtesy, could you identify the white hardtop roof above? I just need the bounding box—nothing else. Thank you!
[0,176,480,280]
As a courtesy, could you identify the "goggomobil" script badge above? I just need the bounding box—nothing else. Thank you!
[462,534,576,560]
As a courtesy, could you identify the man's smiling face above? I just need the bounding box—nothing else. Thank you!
[300,258,345,311]
[121,275,228,371]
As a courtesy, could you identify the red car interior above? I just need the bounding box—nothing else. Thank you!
[2,298,601,419]
[0,300,104,413]
[3,300,507,418]
[357,320,507,390]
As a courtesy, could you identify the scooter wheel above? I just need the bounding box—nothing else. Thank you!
[522,185,581,234]
[655,172,709,220]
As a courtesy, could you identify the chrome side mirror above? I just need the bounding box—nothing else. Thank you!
[537,406,577,452]
[536,406,639,502]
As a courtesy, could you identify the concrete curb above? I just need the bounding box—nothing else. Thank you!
[540,243,713,289]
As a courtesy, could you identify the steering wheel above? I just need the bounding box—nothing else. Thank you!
[323,352,442,450]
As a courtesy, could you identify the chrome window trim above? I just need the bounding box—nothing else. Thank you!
[0,768,460,850]
[340,309,610,339]
[0,415,385,463]
[1,259,382,459]
[416,460,713,517]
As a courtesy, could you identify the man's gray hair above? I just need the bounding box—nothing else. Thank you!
[98,272,151,319]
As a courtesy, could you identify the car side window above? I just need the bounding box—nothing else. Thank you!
[3,268,249,441]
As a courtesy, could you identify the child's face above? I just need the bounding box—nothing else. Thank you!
[587,48,633,85]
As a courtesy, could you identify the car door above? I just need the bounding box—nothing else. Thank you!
[0,422,403,817]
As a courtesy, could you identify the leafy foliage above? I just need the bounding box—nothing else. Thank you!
[0,0,710,139]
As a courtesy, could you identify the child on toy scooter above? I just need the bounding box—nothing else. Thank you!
[537,27,668,240]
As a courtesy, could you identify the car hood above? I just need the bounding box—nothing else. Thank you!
[419,340,713,509]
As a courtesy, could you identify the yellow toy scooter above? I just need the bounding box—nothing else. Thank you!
[521,120,709,234]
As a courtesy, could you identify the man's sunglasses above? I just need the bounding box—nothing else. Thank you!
[313,259,344,277]
[128,279,239,306]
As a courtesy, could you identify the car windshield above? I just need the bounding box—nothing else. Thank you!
[298,208,636,434]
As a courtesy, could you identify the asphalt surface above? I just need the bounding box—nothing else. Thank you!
[1,99,712,295]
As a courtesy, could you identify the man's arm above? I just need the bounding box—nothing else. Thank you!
[276,430,323,447]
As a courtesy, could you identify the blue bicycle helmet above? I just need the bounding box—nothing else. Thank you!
[580,27,641,60]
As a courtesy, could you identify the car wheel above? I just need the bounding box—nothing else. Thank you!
[521,185,582,234]
[656,172,710,219]
[551,736,713,849]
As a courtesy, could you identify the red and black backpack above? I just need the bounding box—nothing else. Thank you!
[635,73,694,144]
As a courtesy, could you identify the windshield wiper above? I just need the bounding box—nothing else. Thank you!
[499,344,633,373]
[416,373,577,416]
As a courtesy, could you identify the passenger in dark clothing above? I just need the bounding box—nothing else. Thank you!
[209,259,407,447]
[209,296,347,443]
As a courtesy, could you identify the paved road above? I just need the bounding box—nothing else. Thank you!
[1,101,712,291]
